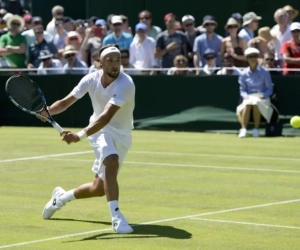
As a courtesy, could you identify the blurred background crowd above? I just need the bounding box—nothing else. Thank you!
[0,0,300,76]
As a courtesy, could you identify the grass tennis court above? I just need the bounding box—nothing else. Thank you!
[1,127,300,249]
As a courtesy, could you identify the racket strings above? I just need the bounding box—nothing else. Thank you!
[6,76,45,112]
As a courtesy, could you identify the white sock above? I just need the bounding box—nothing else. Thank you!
[59,190,76,203]
[108,200,121,218]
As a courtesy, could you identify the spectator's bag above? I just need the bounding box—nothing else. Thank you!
[265,121,282,137]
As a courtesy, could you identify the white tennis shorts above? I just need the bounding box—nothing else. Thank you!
[88,130,132,180]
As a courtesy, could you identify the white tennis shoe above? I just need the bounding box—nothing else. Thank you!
[112,215,133,234]
[42,187,66,219]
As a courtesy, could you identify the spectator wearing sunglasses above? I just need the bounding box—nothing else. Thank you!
[200,49,218,75]
[37,49,63,75]
[64,17,75,32]
[62,45,88,74]
[138,10,161,40]
[181,15,201,67]
[53,18,67,57]
[0,15,26,68]
[193,15,223,73]
[65,31,83,61]
[120,49,138,75]
[262,52,281,75]
[217,53,241,75]
[46,5,64,37]
[102,16,133,50]
[120,15,132,35]
[167,55,190,75]
[27,24,58,70]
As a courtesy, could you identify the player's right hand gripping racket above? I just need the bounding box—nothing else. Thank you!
[5,74,64,134]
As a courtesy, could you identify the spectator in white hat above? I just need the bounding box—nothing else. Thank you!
[65,31,83,60]
[102,15,133,50]
[236,47,273,138]
[280,22,300,75]
[238,12,261,43]
[46,5,64,37]
[182,15,201,67]
[62,44,88,74]
[37,49,64,75]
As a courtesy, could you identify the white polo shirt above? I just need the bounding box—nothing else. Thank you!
[270,24,291,60]
[71,70,135,135]
[129,37,157,69]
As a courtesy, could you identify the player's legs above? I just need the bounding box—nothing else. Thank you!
[73,175,105,199]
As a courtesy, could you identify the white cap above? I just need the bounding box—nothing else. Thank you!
[52,5,64,14]
[67,31,80,38]
[181,15,195,23]
[111,15,123,24]
[244,47,260,56]
[3,13,13,22]
[290,22,300,31]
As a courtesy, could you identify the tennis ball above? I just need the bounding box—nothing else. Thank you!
[290,116,300,128]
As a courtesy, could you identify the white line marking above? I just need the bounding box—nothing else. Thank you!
[0,198,299,248]
[191,218,300,230]
[44,158,300,174]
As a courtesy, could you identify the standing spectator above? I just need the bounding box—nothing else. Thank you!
[102,15,132,50]
[181,15,201,67]
[280,22,300,75]
[283,5,298,24]
[138,10,161,40]
[193,15,222,71]
[65,31,83,61]
[120,49,138,75]
[27,24,58,69]
[155,13,188,70]
[129,23,157,74]
[217,53,241,75]
[37,50,64,75]
[167,55,190,75]
[270,9,291,67]
[262,52,281,75]
[63,45,88,74]
[0,15,26,68]
[120,15,132,35]
[53,18,67,57]
[46,5,64,37]
[200,49,218,75]
[22,16,53,46]
[221,18,247,67]
[238,12,261,43]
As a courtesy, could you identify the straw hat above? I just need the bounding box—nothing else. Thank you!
[224,17,240,30]
[283,5,299,19]
[256,27,272,42]
[6,15,24,30]
[63,45,78,56]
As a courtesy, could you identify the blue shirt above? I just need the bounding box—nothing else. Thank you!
[102,32,133,50]
[238,27,253,44]
[193,33,223,66]
[63,60,88,74]
[238,66,273,98]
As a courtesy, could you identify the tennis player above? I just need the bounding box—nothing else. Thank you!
[40,44,135,234]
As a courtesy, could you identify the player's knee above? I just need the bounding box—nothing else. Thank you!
[104,154,119,177]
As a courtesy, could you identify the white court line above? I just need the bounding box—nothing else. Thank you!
[0,198,299,249]
[191,218,300,230]
[44,158,300,174]
[1,149,300,164]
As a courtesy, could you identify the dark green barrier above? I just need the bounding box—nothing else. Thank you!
[1,75,299,130]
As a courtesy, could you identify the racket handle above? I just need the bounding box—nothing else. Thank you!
[52,121,64,133]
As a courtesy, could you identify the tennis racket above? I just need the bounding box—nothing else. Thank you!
[5,74,64,134]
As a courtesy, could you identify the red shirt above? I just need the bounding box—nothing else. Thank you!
[280,40,300,75]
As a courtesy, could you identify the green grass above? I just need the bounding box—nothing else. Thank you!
[0,127,300,249]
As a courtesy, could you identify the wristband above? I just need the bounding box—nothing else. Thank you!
[76,130,87,140]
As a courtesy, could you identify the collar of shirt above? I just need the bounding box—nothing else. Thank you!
[244,27,254,37]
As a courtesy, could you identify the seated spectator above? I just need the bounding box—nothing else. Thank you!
[22,16,53,47]
[46,5,64,37]
[102,15,133,50]
[262,52,281,75]
[75,19,86,40]
[120,49,138,75]
[63,45,88,74]
[225,13,243,36]
[270,9,291,67]
[37,50,64,75]
[280,22,300,75]
[138,10,161,40]
[200,49,218,75]
[120,15,132,35]
[87,16,99,28]
[248,27,273,63]
[217,53,241,75]
[129,23,157,74]
[236,48,273,138]
[27,24,58,69]
[63,17,75,32]
[238,12,261,43]
[65,31,83,60]
[0,15,26,68]
[221,18,247,67]
[155,13,188,71]
[88,51,98,73]
[181,15,201,67]
[23,13,32,31]
[193,15,222,72]
[167,55,190,75]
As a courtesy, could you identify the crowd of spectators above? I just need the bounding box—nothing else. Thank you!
[0,4,299,75]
